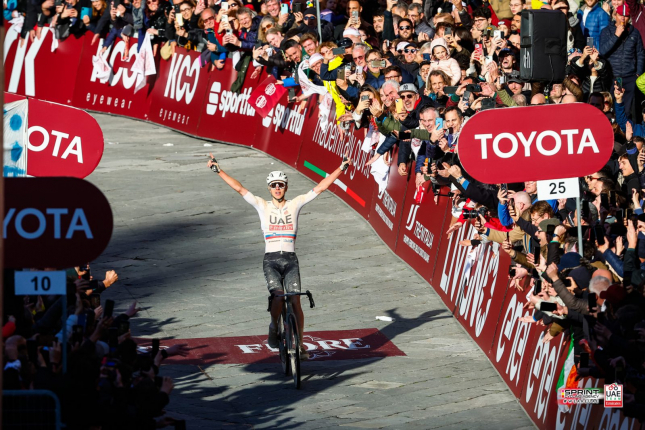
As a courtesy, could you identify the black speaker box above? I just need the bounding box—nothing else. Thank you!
[519,9,567,82]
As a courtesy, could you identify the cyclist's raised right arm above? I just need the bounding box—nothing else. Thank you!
[208,155,248,196]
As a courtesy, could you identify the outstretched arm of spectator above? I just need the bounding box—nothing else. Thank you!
[496,89,517,107]
[383,0,396,41]
[546,264,590,315]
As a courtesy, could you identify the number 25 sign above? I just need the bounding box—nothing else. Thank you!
[536,177,580,200]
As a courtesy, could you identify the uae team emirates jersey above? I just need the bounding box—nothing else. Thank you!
[243,189,319,253]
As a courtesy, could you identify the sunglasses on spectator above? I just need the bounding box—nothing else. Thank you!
[586,176,600,181]
[262,24,274,30]
[146,0,157,3]
[401,93,416,99]
[353,55,364,61]
[269,182,286,189]
[399,26,411,30]
[304,16,316,21]
[404,48,417,53]
[180,7,191,12]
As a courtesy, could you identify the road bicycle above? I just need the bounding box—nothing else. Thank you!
[267,290,315,388]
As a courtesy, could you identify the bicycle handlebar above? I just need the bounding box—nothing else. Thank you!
[267,290,315,311]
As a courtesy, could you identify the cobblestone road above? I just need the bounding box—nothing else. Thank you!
[89,114,534,429]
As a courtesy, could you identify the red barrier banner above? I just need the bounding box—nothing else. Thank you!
[297,114,375,218]
[253,94,310,167]
[519,330,567,427]
[394,180,449,282]
[4,27,83,104]
[147,48,210,135]
[3,177,113,268]
[25,97,104,178]
[72,36,154,119]
[195,66,261,145]
[459,103,614,184]
[367,149,408,251]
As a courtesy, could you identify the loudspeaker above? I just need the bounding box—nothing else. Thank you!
[519,9,567,82]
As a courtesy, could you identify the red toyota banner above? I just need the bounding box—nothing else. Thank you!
[4,177,113,268]
[458,103,614,184]
[247,75,287,118]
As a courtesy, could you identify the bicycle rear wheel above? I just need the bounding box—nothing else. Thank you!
[288,313,301,389]
[278,313,290,376]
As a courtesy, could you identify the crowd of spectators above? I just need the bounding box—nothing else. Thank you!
[6,0,645,424]
[3,267,189,429]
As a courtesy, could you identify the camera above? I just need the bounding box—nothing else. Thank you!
[466,84,482,92]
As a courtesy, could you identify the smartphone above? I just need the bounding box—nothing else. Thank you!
[532,240,540,259]
[176,12,184,26]
[586,36,594,48]
[151,338,160,358]
[280,3,289,14]
[463,90,472,105]
[360,95,370,102]
[435,117,444,130]
[155,376,163,388]
[351,10,359,19]
[332,47,345,56]
[370,60,386,68]
[616,77,623,91]
[600,193,609,208]
[220,1,228,10]
[288,88,296,102]
[509,265,516,277]
[499,74,506,85]
[104,299,115,319]
[494,30,502,39]
[118,320,130,336]
[481,98,496,110]
[385,40,390,48]
[594,225,605,245]
[423,53,431,61]
[579,352,589,368]
[71,325,84,344]
[588,292,597,312]
[547,224,556,235]
[81,264,91,281]
[501,183,508,194]
[541,301,557,312]
[292,2,302,13]
[626,208,634,220]
[90,293,101,309]
[443,86,458,94]
[533,279,542,295]
[77,312,87,329]
[395,98,404,114]
[615,208,624,225]
[444,27,452,36]
[337,67,346,80]
[27,339,38,363]
[466,84,482,92]
[356,65,363,74]
[474,43,483,56]
[108,327,119,348]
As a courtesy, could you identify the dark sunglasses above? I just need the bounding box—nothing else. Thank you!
[269,182,286,189]
[399,26,411,30]
[401,93,416,99]
[404,48,417,53]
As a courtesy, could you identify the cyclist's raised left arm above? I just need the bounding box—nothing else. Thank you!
[313,156,352,194]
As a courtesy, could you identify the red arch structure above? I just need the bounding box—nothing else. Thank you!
[4,28,636,429]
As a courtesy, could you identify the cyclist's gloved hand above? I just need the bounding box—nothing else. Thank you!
[340,154,352,172]
[208,152,220,173]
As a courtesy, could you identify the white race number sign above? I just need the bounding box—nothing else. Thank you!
[15,271,66,295]
[536,177,580,201]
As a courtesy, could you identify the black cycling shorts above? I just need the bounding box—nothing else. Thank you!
[263,252,301,293]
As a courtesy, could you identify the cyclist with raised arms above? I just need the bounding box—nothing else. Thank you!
[207,153,352,360]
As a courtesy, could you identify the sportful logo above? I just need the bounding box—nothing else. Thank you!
[261,104,306,136]
[496,292,533,386]
[205,82,256,118]
[163,53,200,104]
[525,332,564,422]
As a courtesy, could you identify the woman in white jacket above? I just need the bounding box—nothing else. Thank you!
[428,38,462,86]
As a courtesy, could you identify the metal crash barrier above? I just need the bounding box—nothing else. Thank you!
[2,390,62,430]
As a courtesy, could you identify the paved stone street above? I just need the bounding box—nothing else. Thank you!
[89,114,533,429]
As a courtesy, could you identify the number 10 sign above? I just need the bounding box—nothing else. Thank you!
[537,177,580,201]
[15,271,67,295]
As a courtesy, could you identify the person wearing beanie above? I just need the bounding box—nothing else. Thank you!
[427,38,461,85]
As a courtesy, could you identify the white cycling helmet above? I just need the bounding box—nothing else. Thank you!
[267,171,288,185]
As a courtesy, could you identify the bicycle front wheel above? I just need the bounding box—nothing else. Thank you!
[288,313,301,389]
[279,313,290,376]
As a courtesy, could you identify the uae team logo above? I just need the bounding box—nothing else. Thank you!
[604,383,623,408]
